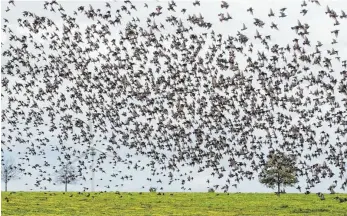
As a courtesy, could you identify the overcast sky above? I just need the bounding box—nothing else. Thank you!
[1,0,347,193]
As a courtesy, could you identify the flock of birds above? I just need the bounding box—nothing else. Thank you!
[1,0,347,194]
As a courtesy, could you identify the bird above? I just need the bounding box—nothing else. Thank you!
[193,0,200,6]
[296,185,301,192]
[331,29,339,37]
[301,0,307,7]
[316,192,325,200]
[341,10,347,19]
[300,9,308,16]
[241,23,247,31]
[279,11,287,18]
[221,1,229,9]
[247,7,254,15]
[270,22,278,30]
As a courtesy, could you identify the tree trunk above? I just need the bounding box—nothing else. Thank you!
[277,172,280,196]
[5,170,8,192]
[64,168,68,192]
[277,182,280,196]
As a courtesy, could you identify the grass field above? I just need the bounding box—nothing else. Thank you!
[1,192,347,216]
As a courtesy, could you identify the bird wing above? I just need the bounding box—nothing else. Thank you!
[298,20,302,26]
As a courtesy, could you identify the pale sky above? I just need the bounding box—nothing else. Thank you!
[1,0,347,193]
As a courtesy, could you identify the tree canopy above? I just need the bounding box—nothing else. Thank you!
[55,164,79,192]
[1,157,21,191]
[258,151,298,195]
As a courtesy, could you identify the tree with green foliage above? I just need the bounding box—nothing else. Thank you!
[258,151,298,196]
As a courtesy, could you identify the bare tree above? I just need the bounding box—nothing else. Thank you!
[1,157,21,192]
[55,164,79,192]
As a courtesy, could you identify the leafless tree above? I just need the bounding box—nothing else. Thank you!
[55,164,79,192]
[1,157,21,192]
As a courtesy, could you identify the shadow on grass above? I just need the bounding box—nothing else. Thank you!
[291,208,329,213]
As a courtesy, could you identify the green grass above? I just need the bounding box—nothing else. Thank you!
[2,192,347,216]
